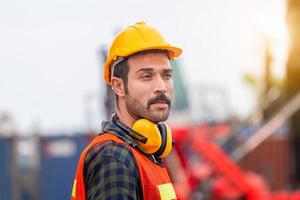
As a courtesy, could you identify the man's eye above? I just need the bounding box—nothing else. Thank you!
[142,74,152,79]
[164,74,172,79]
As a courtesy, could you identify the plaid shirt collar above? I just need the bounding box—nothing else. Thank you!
[101,120,139,147]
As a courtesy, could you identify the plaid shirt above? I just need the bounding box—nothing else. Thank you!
[84,121,162,200]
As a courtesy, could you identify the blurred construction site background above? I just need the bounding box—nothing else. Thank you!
[1,0,300,199]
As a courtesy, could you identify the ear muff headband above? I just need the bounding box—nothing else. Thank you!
[112,113,148,143]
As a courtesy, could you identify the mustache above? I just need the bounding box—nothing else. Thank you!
[147,92,171,109]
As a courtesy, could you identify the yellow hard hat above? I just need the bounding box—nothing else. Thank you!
[103,21,183,84]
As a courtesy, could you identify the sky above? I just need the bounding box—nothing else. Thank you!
[0,0,288,134]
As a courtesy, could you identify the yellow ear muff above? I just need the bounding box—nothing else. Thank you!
[131,119,173,158]
[131,119,162,154]
[111,113,173,158]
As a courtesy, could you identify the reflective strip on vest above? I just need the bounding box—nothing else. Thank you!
[158,183,177,200]
[71,180,76,198]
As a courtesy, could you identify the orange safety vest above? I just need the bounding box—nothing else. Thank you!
[71,133,177,200]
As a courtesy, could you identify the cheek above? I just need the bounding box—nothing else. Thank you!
[128,82,152,101]
[167,81,174,95]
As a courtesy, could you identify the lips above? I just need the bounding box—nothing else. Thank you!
[155,100,168,104]
[153,101,169,105]
[150,103,168,110]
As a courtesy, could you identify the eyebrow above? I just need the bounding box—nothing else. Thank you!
[135,68,173,74]
[162,68,173,74]
[136,68,153,73]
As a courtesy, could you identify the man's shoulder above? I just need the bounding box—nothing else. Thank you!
[85,139,136,168]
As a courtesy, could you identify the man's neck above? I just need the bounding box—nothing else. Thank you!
[116,105,136,128]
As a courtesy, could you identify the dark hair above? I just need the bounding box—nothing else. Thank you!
[112,58,129,96]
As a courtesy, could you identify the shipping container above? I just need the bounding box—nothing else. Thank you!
[39,134,90,200]
[0,137,12,200]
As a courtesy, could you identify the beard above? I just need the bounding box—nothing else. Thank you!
[125,92,171,123]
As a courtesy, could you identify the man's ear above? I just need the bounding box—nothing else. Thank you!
[111,77,126,97]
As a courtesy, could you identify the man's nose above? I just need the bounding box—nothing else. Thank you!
[153,76,167,93]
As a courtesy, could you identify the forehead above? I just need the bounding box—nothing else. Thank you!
[127,53,171,72]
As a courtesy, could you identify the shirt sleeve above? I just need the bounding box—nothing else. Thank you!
[85,141,141,200]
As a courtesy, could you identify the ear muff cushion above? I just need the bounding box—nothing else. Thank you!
[158,123,173,158]
[154,123,168,157]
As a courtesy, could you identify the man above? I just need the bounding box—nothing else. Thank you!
[72,22,182,200]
